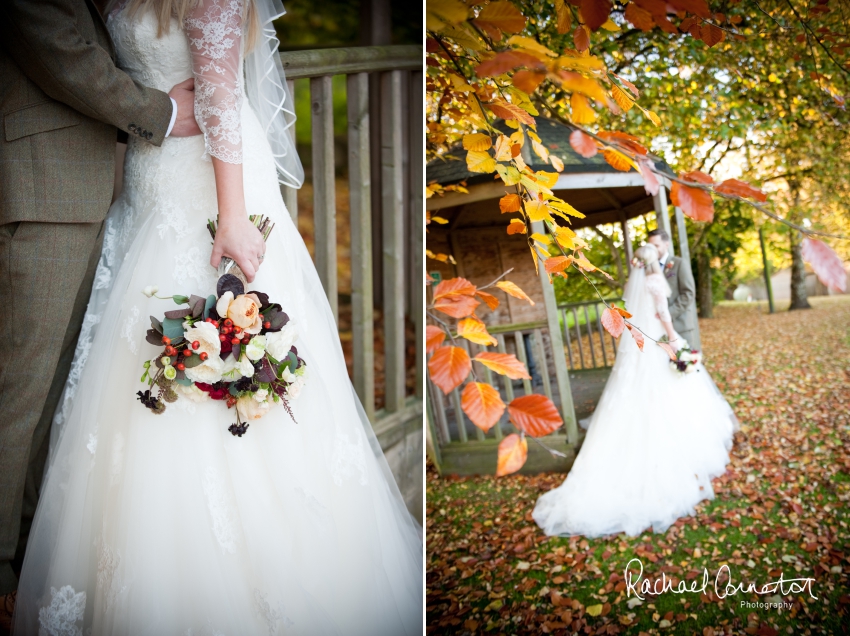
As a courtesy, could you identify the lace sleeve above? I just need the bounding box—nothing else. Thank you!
[183,0,244,163]
[647,275,672,322]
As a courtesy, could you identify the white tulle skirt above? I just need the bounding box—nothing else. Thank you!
[13,102,422,635]
[533,289,737,538]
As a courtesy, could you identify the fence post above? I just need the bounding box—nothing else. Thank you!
[381,70,406,413]
[280,78,299,224]
[347,72,375,421]
[410,70,424,400]
[532,221,578,444]
[310,75,338,323]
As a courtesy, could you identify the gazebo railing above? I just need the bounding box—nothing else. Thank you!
[557,298,622,370]
[277,45,422,512]
[427,323,576,475]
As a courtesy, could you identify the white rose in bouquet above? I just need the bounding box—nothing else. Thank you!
[245,334,267,361]
[175,383,210,403]
[266,323,298,361]
[236,394,271,420]
[183,322,224,384]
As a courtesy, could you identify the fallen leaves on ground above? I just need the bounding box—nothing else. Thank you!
[427,297,850,635]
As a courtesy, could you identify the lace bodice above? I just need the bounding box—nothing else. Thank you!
[108,0,245,163]
[645,272,672,322]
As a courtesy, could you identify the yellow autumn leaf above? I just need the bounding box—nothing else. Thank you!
[431,216,449,224]
[493,135,513,161]
[530,232,551,246]
[506,36,558,58]
[550,155,564,172]
[531,139,549,162]
[496,280,535,305]
[426,0,469,31]
[457,317,498,346]
[496,163,521,185]
[554,55,605,72]
[524,200,552,222]
[570,93,597,125]
[527,129,541,143]
[466,150,497,173]
[450,74,474,92]
[586,604,603,617]
[645,109,661,126]
[535,171,559,188]
[509,130,525,146]
[549,200,586,218]
[612,85,635,112]
[600,18,619,31]
[554,226,576,249]
[463,133,492,151]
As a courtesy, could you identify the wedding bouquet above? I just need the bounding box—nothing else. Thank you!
[136,216,306,436]
[669,346,702,375]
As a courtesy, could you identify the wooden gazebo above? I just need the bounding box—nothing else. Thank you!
[426,118,700,475]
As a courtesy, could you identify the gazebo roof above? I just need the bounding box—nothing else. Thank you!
[426,118,675,187]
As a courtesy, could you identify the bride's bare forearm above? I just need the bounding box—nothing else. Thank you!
[211,157,246,221]
[661,319,676,342]
[208,157,266,282]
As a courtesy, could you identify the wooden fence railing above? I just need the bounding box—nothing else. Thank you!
[277,45,423,514]
[557,298,622,370]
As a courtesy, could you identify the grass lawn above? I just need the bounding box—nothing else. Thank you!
[426,296,850,635]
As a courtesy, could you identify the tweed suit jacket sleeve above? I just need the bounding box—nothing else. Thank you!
[0,0,172,146]
[668,256,696,321]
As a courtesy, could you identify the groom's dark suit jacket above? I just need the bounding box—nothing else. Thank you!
[0,0,173,225]
[662,254,698,346]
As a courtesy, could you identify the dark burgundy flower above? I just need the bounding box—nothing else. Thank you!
[196,382,230,400]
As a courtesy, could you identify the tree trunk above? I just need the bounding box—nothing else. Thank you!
[696,250,713,318]
[789,228,811,310]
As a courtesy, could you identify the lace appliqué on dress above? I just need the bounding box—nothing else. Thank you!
[202,467,238,554]
[120,306,141,354]
[96,542,126,611]
[173,246,216,290]
[38,585,86,636]
[254,589,294,634]
[331,431,368,486]
[184,0,245,164]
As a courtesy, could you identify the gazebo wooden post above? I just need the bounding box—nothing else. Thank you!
[653,185,675,256]
[619,211,634,271]
[532,221,578,445]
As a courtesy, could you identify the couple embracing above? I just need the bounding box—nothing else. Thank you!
[0,1,422,634]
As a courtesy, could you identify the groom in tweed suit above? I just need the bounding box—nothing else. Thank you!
[0,0,202,615]
[647,228,700,351]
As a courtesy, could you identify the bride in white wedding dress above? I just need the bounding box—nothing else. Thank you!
[13,1,422,635]
[533,245,738,539]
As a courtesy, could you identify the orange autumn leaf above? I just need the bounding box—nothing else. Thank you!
[570,93,597,125]
[474,1,527,39]
[457,316,498,346]
[613,306,632,319]
[581,0,612,31]
[495,280,535,305]
[715,178,768,203]
[426,325,446,353]
[475,290,500,311]
[602,148,634,172]
[473,352,532,380]
[700,22,725,47]
[545,255,572,275]
[508,394,563,437]
[428,345,472,395]
[433,294,481,318]
[657,340,678,361]
[671,181,714,222]
[487,100,536,126]
[680,170,714,185]
[499,193,523,213]
[496,433,527,476]
[569,129,598,158]
[507,219,527,235]
[627,324,645,351]
[554,0,572,33]
[475,50,544,77]
[624,2,654,31]
[573,24,590,52]
[601,306,626,338]
[433,277,476,300]
[512,70,546,93]
[802,238,847,293]
[461,382,506,433]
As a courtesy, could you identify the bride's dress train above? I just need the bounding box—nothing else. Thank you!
[13,4,422,635]
[533,268,738,538]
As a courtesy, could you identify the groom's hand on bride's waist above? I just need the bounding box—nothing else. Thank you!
[168,79,203,138]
